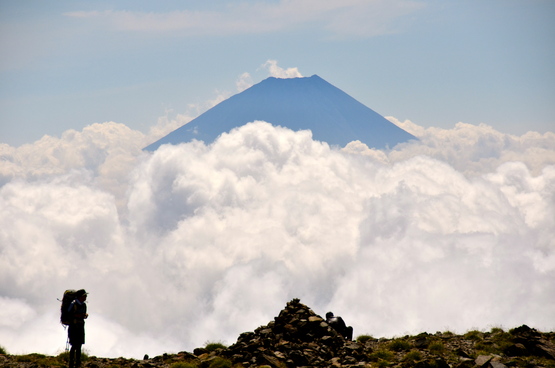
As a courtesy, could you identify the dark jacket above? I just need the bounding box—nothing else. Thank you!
[68,300,87,345]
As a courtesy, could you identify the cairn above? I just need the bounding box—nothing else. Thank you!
[224,298,362,367]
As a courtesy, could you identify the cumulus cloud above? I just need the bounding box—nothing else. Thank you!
[382,117,555,176]
[262,60,303,78]
[63,0,425,38]
[0,119,554,358]
[0,122,151,215]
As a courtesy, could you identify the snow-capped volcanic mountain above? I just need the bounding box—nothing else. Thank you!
[145,75,415,151]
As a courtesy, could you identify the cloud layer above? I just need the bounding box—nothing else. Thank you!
[0,118,554,358]
[63,0,425,38]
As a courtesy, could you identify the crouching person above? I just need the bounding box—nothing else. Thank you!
[326,311,353,341]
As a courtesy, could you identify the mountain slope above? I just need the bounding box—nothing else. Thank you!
[145,75,416,151]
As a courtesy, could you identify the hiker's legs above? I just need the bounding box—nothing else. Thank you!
[69,345,75,368]
[69,344,82,368]
[68,323,85,368]
[75,344,82,367]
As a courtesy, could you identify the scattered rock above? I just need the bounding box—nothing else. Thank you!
[505,324,555,359]
[413,357,450,368]
[193,347,208,356]
[2,300,554,368]
[414,334,429,348]
[490,361,507,368]
[475,354,493,366]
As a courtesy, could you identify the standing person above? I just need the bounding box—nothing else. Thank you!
[326,311,353,341]
[67,289,88,368]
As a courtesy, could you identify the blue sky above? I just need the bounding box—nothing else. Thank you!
[1,0,554,146]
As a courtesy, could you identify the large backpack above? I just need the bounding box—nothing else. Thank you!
[60,289,77,325]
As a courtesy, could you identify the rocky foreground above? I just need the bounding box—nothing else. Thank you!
[2,299,554,368]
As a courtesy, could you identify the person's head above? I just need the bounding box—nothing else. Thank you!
[75,289,88,302]
[326,312,334,319]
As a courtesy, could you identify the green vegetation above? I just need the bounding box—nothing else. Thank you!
[491,330,513,351]
[15,353,46,362]
[370,348,394,362]
[204,341,227,352]
[0,345,7,354]
[206,357,232,368]
[463,329,483,341]
[475,340,497,354]
[57,350,89,364]
[490,326,504,334]
[387,338,411,352]
[428,341,445,355]
[170,363,198,368]
[403,349,422,363]
[11,353,66,367]
[471,328,513,355]
[356,334,374,343]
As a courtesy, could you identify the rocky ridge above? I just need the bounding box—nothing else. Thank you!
[1,299,554,367]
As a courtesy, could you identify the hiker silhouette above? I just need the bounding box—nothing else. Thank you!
[67,289,88,368]
[326,311,353,341]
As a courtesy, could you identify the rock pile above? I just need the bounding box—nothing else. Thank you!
[223,298,358,367]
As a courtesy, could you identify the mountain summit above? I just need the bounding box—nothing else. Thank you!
[145,75,415,151]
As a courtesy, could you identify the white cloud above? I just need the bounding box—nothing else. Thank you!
[148,112,194,145]
[62,0,425,38]
[0,119,554,358]
[0,121,150,216]
[262,60,303,78]
[380,117,555,176]
[236,72,254,92]
[0,297,36,329]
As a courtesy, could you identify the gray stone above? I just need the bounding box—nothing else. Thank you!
[475,355,493,366]
[490,362,508,368]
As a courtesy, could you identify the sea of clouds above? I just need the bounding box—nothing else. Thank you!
[1,115,554,358]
